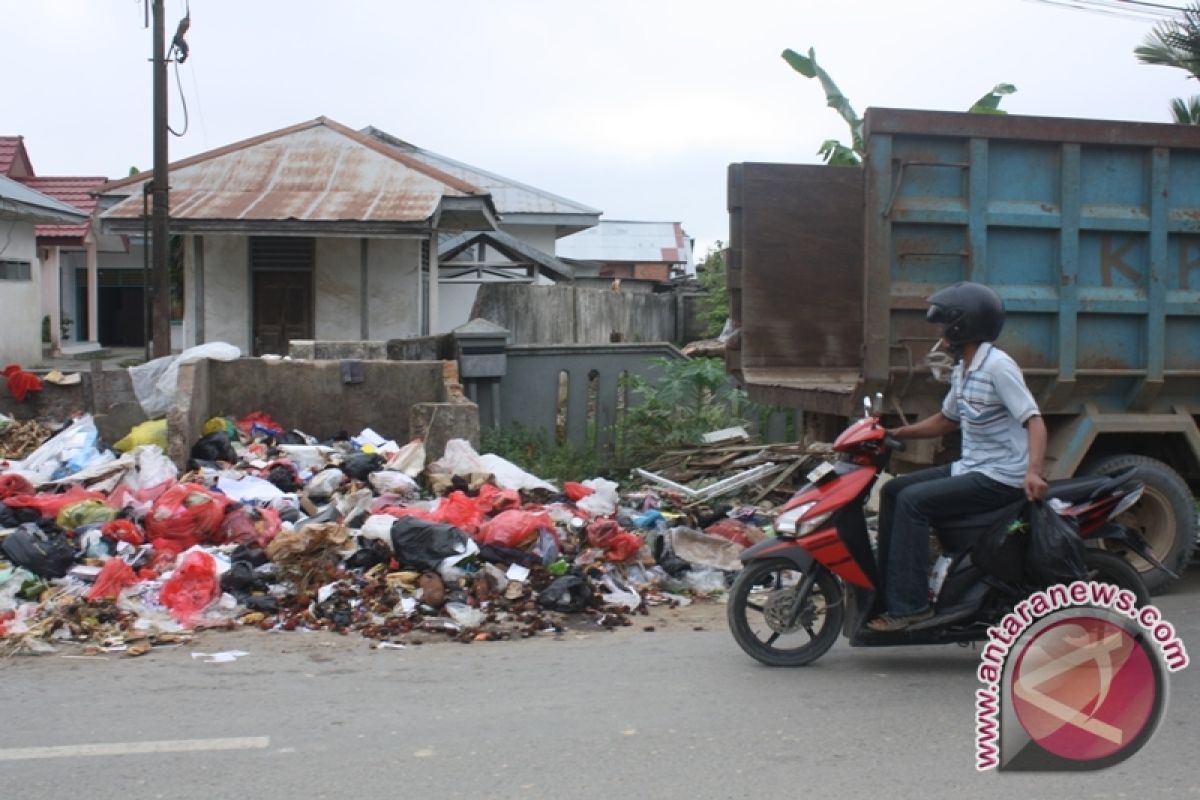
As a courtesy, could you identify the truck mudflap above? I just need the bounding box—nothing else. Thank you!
[1093,524,1181,580]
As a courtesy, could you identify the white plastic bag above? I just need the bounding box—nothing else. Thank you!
[131,444,178,490]
[360,515,397,550]
[386,440,426,478]
[129,342,241,419]
[429,439,485,476]
[17,415,111,482]
[479,453,557,493]
[369,470,419,497]
[577,477,620,517]
[444,601,486,629]
[306,468,346,500]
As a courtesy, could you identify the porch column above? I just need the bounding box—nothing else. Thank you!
[42,246,61,352]
[85,236,99,343]
[428,233,439,335]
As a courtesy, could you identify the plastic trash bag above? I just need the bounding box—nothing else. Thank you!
[217,505,282,549]
[389,518,474,572]
[682,568,728,595]
[127,445,178,493]
[1,523,76,578]
[86,559,141,602]
[129,342,241,419]
[0,473,34,500]
[576,478,620,517]
[56,499,118,531]
[5,486,107,519]
[563,482,593,502]
[478,453,557,493]
[145,484,228,553]
[666,526,744,572]
[360,514,397,549]
[477,509,554,550]
[586,519,642,562]
[306,468,346,501]
[538,574,592,612]
[1025,500,1088,587]
[476,484,521,515]
[159,550,221,625]
[18,415,110,481]
[237,411,285,440]
[340,453,385,482]
[191,432,237,464]
[703,518,765,549]
[102,519,145,547]
[434,491,485,534]
[216,473,284,504]
[113,419,168,453]
[385,440,426,478]
[598,573,641,611]
[3,364,43,402]
[444,601,486,629]
[369,470,419,498]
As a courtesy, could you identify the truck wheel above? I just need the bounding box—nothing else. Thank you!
[1082,454,1195,594]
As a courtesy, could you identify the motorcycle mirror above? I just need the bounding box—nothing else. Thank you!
[873,392,884,416]
[863,396,872,418]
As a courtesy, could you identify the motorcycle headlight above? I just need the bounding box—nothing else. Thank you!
[776,502,833,535]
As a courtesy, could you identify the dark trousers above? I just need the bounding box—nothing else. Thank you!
[877,465,1024,615]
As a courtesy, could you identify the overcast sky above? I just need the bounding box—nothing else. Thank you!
[6,0,1197,260]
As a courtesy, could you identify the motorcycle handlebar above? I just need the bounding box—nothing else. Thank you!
[884,433,906,452]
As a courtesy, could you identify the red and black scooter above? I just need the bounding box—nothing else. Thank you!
[727,396,1168,667]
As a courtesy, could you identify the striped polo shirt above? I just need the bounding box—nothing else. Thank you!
[940,343,1041,488]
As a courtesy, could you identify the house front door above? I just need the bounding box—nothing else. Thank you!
[252,270,313,356]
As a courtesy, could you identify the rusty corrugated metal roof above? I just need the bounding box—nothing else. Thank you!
[100,117,492,225]
[363,126,601,219]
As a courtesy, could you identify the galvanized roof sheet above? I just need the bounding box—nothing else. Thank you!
[0,174,89,223]
[364,126,601,219]
[101,118,492,225]
[556,220,691,265]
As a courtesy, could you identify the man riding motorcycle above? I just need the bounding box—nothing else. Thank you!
[867,281,1049,633]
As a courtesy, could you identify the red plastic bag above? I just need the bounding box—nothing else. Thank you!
[6,486,108,519]
[434,491,485,534]
[477,509,555,549]
[217,505,282,548]
[564,482,594,502]
[102,518,145,547]
[476,484,521,515]
[703,519,760,549]
[145,483,227,554]
[0,473,34,500]
[159,550,219,624]
[3,364,43,402]
[587,519,643,562]
[87,559,141,601]
[237,411,285,439]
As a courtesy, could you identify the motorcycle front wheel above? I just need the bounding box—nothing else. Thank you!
[727,558,844,667]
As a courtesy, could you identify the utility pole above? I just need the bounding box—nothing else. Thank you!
[150,0,171,358]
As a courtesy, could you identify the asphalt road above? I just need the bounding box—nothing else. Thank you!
[1,575,1197,800]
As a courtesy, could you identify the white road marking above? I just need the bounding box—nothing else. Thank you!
[0,736,271,761]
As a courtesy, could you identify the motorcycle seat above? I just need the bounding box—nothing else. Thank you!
[1046,466,1139,504]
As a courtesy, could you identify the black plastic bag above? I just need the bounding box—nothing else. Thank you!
[345,538,391,570]
[341,453,384,482]
[389,518,472,572]
[478,543,541,569]
[538,574,592,613]
[1,522,76,578]
[1024,500,1088,587]
[971,500,1029,585]
[0,501,18,529]
[191,431,237,463]
[266,465,302,493]
[220,561,262,594]
[230,543,270,567]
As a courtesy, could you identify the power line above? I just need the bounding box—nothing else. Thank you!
[1024,0,1191,22]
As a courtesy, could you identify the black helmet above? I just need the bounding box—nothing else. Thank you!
[926,281,1005,345]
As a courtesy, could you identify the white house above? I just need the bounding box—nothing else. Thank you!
[0,174,88,365]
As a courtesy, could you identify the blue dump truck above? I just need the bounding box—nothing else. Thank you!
[727,107,1199,592]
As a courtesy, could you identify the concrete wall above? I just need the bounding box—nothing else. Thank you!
[168,357,478,466]
[367,238,420,339]
[315,238,360,340]
[0,366,147,445]
[0,221,43,365]
[202,234,250,351]
[471,284,677,345]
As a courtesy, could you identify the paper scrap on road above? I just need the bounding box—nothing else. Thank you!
[191,650,249,663]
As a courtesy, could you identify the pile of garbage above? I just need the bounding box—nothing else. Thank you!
[0,411,792,657]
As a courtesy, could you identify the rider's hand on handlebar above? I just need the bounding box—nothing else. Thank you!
[1024,469,1048,502]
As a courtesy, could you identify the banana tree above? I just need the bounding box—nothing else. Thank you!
[782,47,1016,164]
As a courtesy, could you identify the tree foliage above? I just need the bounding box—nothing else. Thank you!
[1135,3,1200,124]
[782,47,1016,164]
[696,241,728,338]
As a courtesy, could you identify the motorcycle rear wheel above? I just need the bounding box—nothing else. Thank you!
[1083,550,1151,608]
[727,559,844,667]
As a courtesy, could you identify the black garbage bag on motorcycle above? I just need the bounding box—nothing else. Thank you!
[1024,500,1088,587]
[970,499,1029,585]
